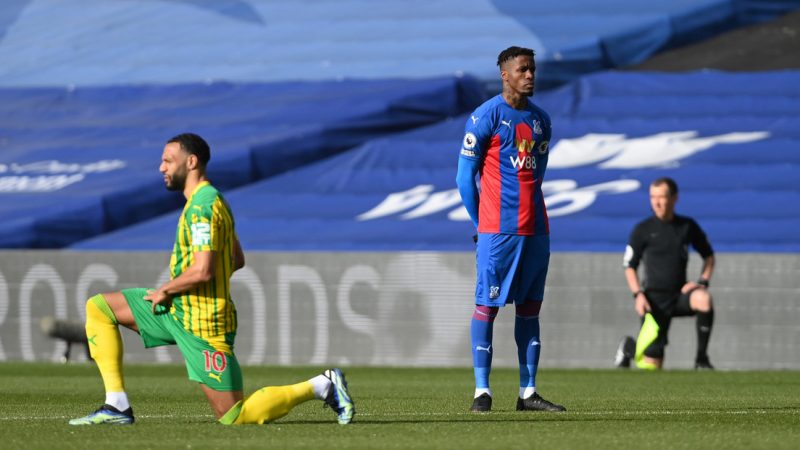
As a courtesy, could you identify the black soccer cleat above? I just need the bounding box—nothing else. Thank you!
[614,336,636,368]
[470,393,492,412]
[516,393,566,412]
[695,355,715,370]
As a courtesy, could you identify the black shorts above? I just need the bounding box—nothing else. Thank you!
[640,289,696,359]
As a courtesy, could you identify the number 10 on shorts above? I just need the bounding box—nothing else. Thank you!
[203,350,227,372]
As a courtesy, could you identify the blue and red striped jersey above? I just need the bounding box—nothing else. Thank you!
[459,95,552,235]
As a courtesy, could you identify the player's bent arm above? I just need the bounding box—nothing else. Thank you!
[233,237,245,272]
[456,157,481,228]
[158,250,216,296]
[145,251,216,311]
[700,254,715,284]
[685,254,716,293]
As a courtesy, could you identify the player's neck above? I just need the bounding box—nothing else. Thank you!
[502,91,528,110]
[182,174,207,199]
[655,211,675,222]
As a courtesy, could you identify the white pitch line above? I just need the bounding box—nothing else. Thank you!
[0,414,213,421]
[344,409,797,417]
[1,409,796,421]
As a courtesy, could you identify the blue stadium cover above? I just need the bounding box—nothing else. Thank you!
[74,71,800,253]
[0,1,796,89]
[0,76,485,247]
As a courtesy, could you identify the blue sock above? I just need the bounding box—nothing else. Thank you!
[471,305,498,391]
[515,303,542,395]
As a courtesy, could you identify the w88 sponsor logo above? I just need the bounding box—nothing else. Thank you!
[509,153,537,170]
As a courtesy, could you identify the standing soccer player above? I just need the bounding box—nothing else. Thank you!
[456,46,565,413]
[70,133,354,425]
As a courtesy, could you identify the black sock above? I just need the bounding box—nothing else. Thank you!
[696,309,714,360]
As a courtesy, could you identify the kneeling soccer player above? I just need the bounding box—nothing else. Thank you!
[69,133,354,425]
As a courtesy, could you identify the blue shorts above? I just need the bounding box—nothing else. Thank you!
[475,233,550,307]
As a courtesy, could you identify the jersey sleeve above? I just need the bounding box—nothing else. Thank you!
[456,108,494,228]
[623,222,645,269]
[456,157,480,228]
[688,219,714,258]
[459,108,494,161]
[188,203,215,252]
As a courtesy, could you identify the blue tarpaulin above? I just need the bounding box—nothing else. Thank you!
[73,71,800,253]
[0,77,485,247]
[2,1,798,251]
[0,1,796,89]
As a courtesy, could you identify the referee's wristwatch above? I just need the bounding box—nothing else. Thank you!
[632,290,644,299]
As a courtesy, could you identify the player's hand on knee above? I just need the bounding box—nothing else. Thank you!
[145,289,173,314]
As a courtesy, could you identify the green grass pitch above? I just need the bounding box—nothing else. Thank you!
[1,363,798,449]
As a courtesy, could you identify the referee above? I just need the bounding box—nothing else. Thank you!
[616,177,716,370]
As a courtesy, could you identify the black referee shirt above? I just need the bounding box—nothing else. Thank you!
[623,214,714,293]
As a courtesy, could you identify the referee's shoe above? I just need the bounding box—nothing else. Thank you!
[695,354,715,370]
[614,336,636,368]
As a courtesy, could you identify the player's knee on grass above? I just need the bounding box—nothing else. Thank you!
[642,342,664,360]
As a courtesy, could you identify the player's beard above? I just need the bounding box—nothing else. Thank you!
[523,83,535,97]
[166,170,187,192]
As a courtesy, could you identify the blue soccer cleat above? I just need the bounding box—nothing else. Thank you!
[323,368,355,425]
[69,404,135,425]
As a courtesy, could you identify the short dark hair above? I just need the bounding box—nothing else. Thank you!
[652,177,678,196]
[497,46,535,68]
[167,133,210,167]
